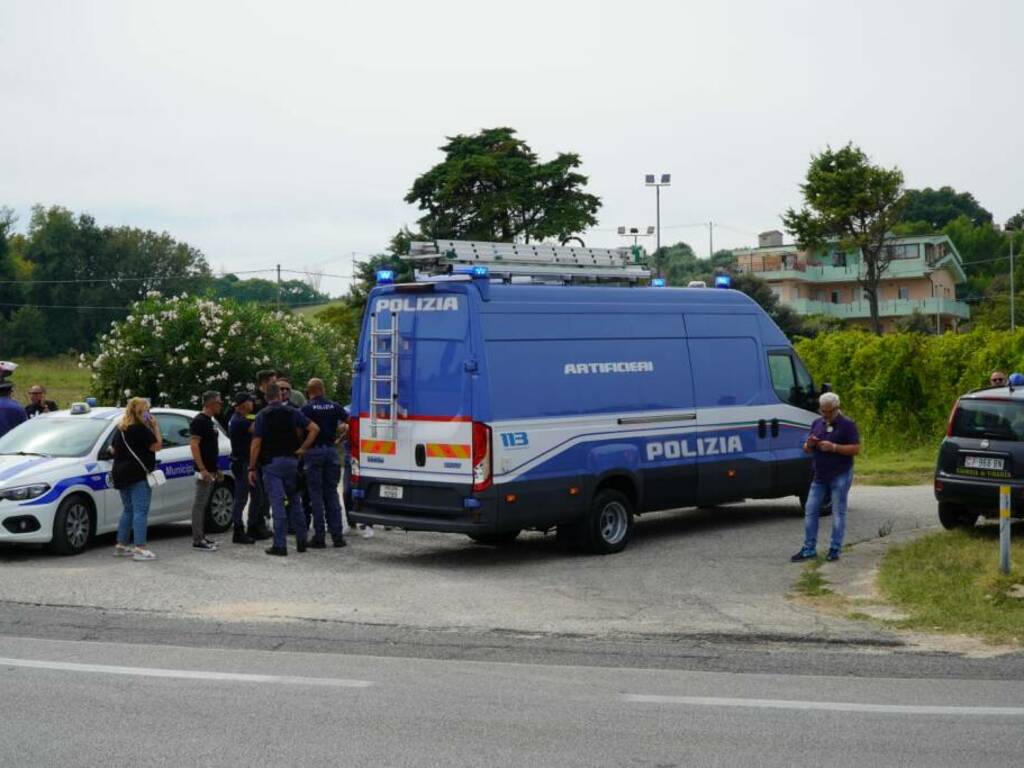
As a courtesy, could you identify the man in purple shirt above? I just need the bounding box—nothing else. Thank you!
[791,391,860,563]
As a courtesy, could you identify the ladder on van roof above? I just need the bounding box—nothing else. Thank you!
[368,309,399,437]
[406,240,652,283]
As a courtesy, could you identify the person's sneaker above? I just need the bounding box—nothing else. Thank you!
[296,540,308,553]
[332,536,347,548]
[360,525,374,539]
[193,540,218,552]
[233,529,255,545]
[113,544,133,557]
[308,536,326,549]
[265,546,287,557]
[132,547,157,561]
[790,547,817,562]
[203,538,219,550]
[826,548,841,562]
[248,526,272,541]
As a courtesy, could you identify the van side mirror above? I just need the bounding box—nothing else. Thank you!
[821,382,832,393]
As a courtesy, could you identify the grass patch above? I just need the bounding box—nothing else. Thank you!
[293,300,344,318]
[6,356,94,409]
[794,560,833,597]
[855,444,937,486]
[878,526,1024,645]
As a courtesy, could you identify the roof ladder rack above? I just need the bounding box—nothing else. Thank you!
[368,309,399,438]
[405,240,651,284]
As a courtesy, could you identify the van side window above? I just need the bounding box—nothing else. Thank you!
[768,350,814,409]
[689,338,760,407]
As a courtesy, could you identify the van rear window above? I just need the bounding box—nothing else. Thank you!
[952,400,1024,442]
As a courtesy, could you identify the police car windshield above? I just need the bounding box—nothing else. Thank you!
[0,417,109,457]
[952,400,1024,442]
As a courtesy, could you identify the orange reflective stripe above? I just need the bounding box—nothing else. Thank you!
[360,440,396,455]
[425,443,471,459]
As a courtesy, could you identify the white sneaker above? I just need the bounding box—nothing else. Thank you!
[114,544,133,557]
[132,547,157,561]
[360,525,374,539]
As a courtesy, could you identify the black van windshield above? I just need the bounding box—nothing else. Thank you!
[952,400,1024,442]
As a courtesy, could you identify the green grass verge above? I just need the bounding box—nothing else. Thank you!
[794,560,834,597]
[878,527,1024,645]
[293,300,344,317]
[6,356,94,409]
[855,444,937,486]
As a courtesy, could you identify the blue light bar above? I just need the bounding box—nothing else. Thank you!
[376,269,395,285]
[651,278,666,287]
[470,266,489,278]
[714,274,732,289]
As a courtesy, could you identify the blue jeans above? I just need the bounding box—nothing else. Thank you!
[804,468,853,552]
[117,480,152,547]
[262,456,307,550]
[230,459,261,530]
[304,446,343,539]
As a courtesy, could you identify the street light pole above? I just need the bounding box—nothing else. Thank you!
[1012,234,1017,332]
[617,226,655,267]
[645,174,671,273]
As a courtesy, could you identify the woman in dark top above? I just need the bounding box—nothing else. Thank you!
[111,398,163,561]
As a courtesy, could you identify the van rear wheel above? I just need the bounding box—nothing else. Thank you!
[583,489,634,554]
[938,502,977,530]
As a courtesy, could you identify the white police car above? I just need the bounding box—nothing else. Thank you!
[0,405,235,555]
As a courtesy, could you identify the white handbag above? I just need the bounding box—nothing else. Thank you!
[120,429,166,488]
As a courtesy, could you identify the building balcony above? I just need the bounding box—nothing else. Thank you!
[786,297,971,320]
[737,258,935,283]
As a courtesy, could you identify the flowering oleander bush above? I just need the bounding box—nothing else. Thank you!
[85,292,353,407]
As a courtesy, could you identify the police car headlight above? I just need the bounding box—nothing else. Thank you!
[0,483,51,502]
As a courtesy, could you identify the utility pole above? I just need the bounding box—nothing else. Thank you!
[276,263,281,312]
[645,174,671,270]
[708,221,714,261]
[1011,235,1017,332]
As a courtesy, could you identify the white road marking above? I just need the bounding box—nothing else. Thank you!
[623,694,1024,716]
[0,657,373,688]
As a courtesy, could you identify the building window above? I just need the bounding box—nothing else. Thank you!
[884,243,919,261]
[898,286,910,300]
[830,290,840,304]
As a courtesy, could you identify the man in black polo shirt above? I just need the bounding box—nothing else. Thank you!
[190,391,224,552]
[227,391,262,544]
[252,369,277,414]
[301,377,348,548]
[249,382,320,556]
[25,385,58,418]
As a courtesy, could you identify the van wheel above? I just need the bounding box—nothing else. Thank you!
[468,530,520,546]
[204,481,234,533]
[938,502,977,530]
[798,490,833,517]
[583,489,634,554]
[49,494,94,556]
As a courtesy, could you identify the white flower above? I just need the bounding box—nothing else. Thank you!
[123,389,132,398]
[181,356,189,365]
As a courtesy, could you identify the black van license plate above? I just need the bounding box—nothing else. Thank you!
[379,485,404,500]
[964,456,1004,470]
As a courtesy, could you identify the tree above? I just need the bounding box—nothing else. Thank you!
[783,143,905,335]
[731,272,806,338]
[1007,209,1024,231]
[893,310,935,334]
[898,186,993,229]
[0,207,21,321]
[405,127,601,243]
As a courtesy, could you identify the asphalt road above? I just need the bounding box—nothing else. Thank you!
[0,485,939,643]
[2,635,1023,768]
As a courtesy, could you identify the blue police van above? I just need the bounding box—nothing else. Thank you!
[348,251,822,554]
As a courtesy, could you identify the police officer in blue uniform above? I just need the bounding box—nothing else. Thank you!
[301,378,348,548]
[249,381,319,556]
[0,381,27,439]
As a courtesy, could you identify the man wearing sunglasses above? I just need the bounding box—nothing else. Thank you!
[791,391,860,563]
[989,371,1008,388]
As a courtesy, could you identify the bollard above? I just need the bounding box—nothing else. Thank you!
[999,485,1011,575]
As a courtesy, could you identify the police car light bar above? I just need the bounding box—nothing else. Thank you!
[715,274,732,289]
[651,278,666,287]
[376,269,396,285]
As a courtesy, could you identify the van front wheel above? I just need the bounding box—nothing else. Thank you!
[584,489,634,554]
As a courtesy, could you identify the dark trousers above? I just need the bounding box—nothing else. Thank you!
[262,456,307,550]
[230,459,262,530]
[305,446,344,539]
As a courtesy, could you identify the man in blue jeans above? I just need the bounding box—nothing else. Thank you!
[248,382,320,556]
[791,391,860,563]
[301,378,348,548]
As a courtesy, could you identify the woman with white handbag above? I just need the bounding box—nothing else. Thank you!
[111,397,164,561]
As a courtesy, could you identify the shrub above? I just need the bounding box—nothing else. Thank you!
[86,293,353,407]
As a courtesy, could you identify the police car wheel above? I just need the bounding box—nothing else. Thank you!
[49,494,94,556]
[204,482,234,533]
[468,530,521,546]
[585,489,634,554]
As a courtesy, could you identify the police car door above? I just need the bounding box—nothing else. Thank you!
[686,315,774,503]
[152,412,196,517]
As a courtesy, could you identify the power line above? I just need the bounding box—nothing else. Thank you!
[0,269,276,285]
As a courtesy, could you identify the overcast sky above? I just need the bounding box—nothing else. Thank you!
[2,0,1021,296]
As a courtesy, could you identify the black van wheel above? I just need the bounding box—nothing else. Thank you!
[798,490,833,517]
[49,494,94,556]
[938,502,977,530]
[204,481,235,533]
[468,530,521,546]
[584,489,634,554]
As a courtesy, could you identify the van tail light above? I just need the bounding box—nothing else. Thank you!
[472,421,492,492]
[349,416,360,481]
[946,401,960,437]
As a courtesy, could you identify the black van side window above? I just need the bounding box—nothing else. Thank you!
[768,350,814,409]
